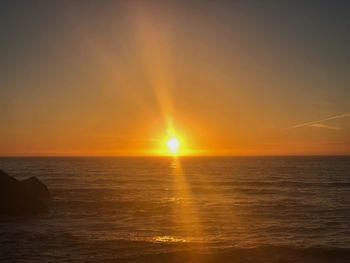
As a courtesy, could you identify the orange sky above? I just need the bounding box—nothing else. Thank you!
[1,1,349,156]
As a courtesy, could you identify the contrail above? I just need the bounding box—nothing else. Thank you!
[287,112,350,129]
[309,123,341,130]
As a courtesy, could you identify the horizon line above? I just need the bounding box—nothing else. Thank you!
[0,154,349,158]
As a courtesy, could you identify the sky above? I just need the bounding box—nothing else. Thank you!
[0,0,349,156]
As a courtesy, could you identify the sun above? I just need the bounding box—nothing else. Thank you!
[167,137,180,155]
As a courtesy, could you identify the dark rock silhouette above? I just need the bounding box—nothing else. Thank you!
[0,170,50,215]
[22,176,51,200]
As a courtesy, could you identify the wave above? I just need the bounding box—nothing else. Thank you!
[3,233,350,263]
[117,245,350,263]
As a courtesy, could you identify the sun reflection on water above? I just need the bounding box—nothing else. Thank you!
[154,236,187,243]
[170,157,207,241]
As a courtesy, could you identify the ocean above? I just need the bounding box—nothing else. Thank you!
[0,156,350,262]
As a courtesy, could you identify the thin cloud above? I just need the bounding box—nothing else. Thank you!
[309,123,341,130]
[287,112,350,129]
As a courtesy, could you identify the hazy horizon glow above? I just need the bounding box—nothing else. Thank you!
[1,1,349,156]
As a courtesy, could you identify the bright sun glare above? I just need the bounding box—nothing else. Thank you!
[167,137,180,155]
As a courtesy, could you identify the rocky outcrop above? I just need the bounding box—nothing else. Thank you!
[21,176,51,200]
[0,170,50,215]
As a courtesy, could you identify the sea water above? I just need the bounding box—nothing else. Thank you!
[0,157,350,262]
